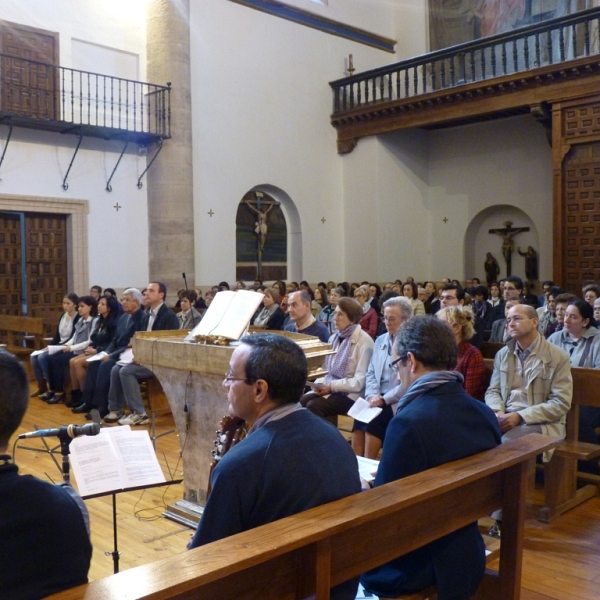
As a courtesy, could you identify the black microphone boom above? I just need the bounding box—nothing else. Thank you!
[182,272,188,291]
[18,422,101,440]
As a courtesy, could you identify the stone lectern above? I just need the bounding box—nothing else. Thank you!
[132,330,334,527]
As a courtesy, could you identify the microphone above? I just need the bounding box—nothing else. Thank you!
[18,422,101,440]
[182,272,188,291]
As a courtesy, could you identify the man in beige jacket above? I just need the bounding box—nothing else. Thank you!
[485,304,573,536]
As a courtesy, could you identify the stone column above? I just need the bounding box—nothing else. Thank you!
[146,0,194,301]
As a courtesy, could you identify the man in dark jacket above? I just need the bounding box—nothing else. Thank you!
[361,316,501,600]
[0,351,92,600]
[111,282,179,426]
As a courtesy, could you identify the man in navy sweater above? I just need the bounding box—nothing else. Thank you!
[189,333,361,599]
[361,316,501,600]
[0,351,91,600]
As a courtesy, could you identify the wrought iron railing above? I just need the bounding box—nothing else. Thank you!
[0,53,171,139]
[330,7,600,114]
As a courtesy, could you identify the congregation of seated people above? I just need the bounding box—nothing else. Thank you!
[29,275,600,449]
[11,272,600,598]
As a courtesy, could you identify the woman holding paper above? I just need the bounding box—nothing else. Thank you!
[42,296,99,404]
[301,297,373,419]
[30,293,80,398]
[68,295,119,407]
[436,306,487,401]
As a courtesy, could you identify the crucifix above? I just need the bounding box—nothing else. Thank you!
[489,221,530,277]
[243,192,280,279]
[113,203,121,211]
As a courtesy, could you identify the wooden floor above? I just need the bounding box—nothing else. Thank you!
[10,383,600,598]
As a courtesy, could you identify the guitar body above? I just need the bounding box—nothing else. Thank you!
[206,415,247,498]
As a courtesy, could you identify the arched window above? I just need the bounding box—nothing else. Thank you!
[236,190,287,281]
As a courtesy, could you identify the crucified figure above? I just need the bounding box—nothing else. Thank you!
[244,198,277,250]
[489,221,530,277]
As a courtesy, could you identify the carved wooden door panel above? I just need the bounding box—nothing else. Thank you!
[554,98,600,293]
[0,21,59,119]
[25,214,67,335]
[0,213,22,316]
[562,145,600,292]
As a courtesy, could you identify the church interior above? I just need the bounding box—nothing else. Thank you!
[3,0,600,598]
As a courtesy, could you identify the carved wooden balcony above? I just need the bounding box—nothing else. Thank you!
[329,7,600,154]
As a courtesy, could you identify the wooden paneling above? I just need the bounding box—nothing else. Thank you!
[0,213,21,315]
[553,96,600,291]
[0,20,59,119]
[25,213,67,335]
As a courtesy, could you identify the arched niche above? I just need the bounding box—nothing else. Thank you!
[235,185,302,282]
[464,205,540,287]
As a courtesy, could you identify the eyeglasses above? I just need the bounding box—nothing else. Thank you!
[382,316,398,322]
[389,355,407,372]
[224,369,254,384]
[440,294,457,301]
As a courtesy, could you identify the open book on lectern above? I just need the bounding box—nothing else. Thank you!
[187,289,265,341]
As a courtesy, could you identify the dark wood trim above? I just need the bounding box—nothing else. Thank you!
[0,19,60,65]
[229,0,396,53]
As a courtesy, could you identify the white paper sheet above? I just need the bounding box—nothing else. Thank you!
[348,397,383,424]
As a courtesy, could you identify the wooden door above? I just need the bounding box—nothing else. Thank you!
[25,213,68,335]
[0,20,59,119]
[0,213,22,316]
[553,97,600,292]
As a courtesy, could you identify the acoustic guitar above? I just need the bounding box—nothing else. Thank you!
[206,415,247,498]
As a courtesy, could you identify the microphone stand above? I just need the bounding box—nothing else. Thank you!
[57,432,74,485]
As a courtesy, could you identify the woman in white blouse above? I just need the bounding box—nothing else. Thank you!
[42,295,98,404]
[30,293,79,398]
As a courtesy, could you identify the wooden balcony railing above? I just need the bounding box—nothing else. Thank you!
[331,7,600,115]
[329,7,600,153]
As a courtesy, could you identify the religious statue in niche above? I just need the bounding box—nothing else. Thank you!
[518,246,538,283]
[489,221,530,277]
[484,252,500,287]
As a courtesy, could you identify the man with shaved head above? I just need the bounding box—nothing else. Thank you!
[485,303,573,536]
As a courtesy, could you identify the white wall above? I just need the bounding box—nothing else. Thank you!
[0,0,150,292]
[190,0,404,285]
[427,115,553,284]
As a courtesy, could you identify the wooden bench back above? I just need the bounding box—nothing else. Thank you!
[48,434,556,600]
[0,315,46,351]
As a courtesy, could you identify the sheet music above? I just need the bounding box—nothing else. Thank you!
[190,291,236,337]
[70,426,165,496]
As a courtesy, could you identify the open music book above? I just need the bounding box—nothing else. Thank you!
[69,426,165,497]
[187,290,265,341]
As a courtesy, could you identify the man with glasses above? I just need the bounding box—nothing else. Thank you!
[360,316,501,600]
[351,297,413,459]
[484,303,572,536]
[486,275,524,328]
[188,333,361,599]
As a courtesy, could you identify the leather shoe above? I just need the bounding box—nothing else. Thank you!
[47,393,65,405]
[39,392,55,402]
[71,404,89,414]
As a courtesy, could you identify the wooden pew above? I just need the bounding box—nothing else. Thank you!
[48,434,556,600]
[0,314,45,356]
[482,354,600,522]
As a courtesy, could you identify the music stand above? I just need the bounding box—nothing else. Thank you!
[82,479,183,573]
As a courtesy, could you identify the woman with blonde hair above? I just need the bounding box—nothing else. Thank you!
[436,306,487,400]
[353,285,378,339]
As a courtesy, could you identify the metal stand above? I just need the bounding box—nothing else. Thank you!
[82,479,183,574]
